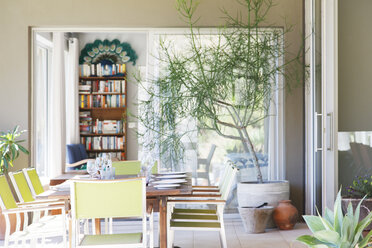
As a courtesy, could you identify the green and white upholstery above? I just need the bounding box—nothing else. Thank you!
[22,168,45,197]
[167,163,238,248]
[112,160,158,175]
[70,178,153,248]
[0,175,67,247]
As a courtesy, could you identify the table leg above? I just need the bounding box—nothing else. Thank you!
[95,219,101,234]
[159,196,167,248]
[69,219,72,248]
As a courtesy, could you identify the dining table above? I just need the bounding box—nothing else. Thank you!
[36,173,193,248]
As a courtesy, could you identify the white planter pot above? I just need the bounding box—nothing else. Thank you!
[237,181,290,228]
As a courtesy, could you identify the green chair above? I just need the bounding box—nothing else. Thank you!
[0,175,67,247]
[112,160,158,175]
[70,177,153,248]
[166,163,238,248]
[22,168,45,197]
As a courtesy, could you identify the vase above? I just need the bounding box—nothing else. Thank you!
[238,206,274,233]
[273,200,298,230]
[237,180,290,228]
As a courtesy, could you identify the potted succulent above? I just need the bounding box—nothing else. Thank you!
[342,175,372,232]
[0,126,29,240]
[297,190,372,248]
[137,0,301,229]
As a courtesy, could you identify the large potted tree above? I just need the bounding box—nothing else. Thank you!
[0,126,29,239]
[137,0,301,227]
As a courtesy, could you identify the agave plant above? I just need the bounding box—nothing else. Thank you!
[0,126,29,174]
[297,190,372,248]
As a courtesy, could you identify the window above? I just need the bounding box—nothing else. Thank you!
[142,29,284,185]
[33,34,52,180]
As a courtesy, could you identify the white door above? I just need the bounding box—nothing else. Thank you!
[305,0,338,215]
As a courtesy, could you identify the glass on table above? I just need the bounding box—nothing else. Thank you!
[87,160,97,178]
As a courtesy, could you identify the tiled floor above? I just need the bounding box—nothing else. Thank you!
[0,214,311,247]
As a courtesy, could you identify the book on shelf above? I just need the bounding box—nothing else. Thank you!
[79,63,126,77]
[79,111,93,133]
[87,152,125,160]
[79,94,125,108]
[80,136,124,151]
[93,119,125,134]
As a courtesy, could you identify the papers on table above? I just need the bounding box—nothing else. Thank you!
[151,172,188,189]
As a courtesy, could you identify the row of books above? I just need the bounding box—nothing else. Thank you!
[80,94,125,108]
[80,63,126,77]
[87,152,125,160]
[92,119,125,134]
[81,136,125,151]
[79,80,126,94]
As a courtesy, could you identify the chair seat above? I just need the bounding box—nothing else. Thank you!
[80,233,143,246]
[173,208,217,214]
[170,221,221,229]
[172,213,218,221]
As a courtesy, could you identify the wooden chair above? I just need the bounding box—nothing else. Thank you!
[167,163,238,248]
[70,177,153,248]
[194,144,216,185]
[0,175,67,247]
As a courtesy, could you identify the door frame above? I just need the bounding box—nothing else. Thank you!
[304,0,338,215]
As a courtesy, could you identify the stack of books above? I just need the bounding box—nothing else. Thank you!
[79,111,93,134]
[79,80,126,94]
[93,119,125,134]
[79,94,125,108]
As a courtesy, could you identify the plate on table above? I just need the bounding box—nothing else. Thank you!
[152,179,187,184]
[156,174,187,179]
[158,171,186,175]
[50,182,71,191]
[154,184,180,189]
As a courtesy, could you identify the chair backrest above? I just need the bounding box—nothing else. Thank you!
[66,144,88,164]
[22,168,44,196]
[112,160,142,175]
[0,175,18,210]
[206,144,217,164]
[220,163,238,201]
[151,160,158,174]
[70,178,146,220]
[8,171,35,203]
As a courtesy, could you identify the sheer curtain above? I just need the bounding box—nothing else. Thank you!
[48,32,66,178]
[65,38,80,145]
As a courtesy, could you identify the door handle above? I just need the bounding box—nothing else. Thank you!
[326,112,333,151]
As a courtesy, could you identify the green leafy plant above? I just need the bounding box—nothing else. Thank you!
[346,175,372,198]
[137,0,302,179]
[297,190,372,248]
[0,126,29,174]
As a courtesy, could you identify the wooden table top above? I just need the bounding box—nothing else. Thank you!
[37,173,192,200]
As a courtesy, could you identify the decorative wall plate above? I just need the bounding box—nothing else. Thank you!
[79,39,138,65]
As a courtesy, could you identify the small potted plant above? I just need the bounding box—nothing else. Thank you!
[0,126,29,240]
[342,175,372,231]
[297,190,372,248]
[0,126,29,175]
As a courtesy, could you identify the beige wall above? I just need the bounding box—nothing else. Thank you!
[0,0,304,212]
[339,0,372,131]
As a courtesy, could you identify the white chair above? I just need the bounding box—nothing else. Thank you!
[0,175,67,247]
[167,163,238,248]
[194,144,216,185]
[70,177,154,248]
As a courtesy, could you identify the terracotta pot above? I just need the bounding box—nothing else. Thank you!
[273,200,298,230]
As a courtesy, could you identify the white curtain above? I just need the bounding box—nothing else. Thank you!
[48,32,66,178]
[65,38,80,145]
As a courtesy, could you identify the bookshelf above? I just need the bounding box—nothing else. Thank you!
[78,67,127,161]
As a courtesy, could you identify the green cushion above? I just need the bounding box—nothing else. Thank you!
[173,208,217,214]
[80,233,142,246]
[0,175,17,209]
[26,169,44,195]
[172,213,218,220]
[170,221,221,228]
[13,172,34,202]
